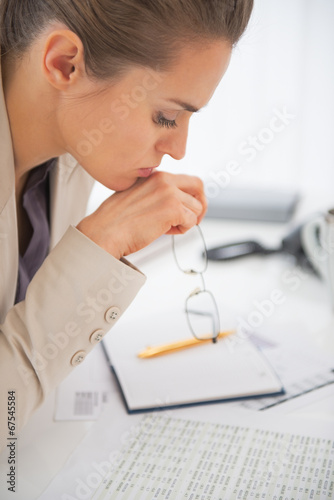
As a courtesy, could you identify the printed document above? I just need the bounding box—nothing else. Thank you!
[91,414,334,500]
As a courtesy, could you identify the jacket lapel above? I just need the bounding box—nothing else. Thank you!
[0,61,19,320]
[0,58,94,320]
[49,153,83,250]
[0,61,15,213]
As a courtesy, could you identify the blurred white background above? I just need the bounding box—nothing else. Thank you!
[88,0,334,214]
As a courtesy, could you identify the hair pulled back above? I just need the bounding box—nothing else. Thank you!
[0,0,253,79]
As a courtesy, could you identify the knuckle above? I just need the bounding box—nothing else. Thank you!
[159,171,171,182]
[193,174,203,185]
[152,171,169,184]
[156,182,176,201]
[194,176,204,191]
[149,172,172,192]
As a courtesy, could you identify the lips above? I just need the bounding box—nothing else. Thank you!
[138,166,159,178]
[138,168,154,177]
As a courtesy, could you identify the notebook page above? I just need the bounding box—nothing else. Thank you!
[104,310,282,411]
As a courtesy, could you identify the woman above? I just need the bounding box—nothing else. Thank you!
[0,0,253,448]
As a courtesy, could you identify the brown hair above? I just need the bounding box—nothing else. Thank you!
[0,0,253,80]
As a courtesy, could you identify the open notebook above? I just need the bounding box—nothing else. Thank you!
[102,309,283,413]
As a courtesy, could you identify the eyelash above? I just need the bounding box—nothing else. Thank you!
[154,113,178,129]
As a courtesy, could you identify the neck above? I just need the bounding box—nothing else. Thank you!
[2,54,65,192]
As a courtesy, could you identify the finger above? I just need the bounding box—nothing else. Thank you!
[177,185,207,225]
[165,173,204,196]
[165,203,199,236]
[178,190,203,216]
[168,173,207,222]
[197,199,208,224]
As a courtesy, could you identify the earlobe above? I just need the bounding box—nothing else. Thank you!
[43,30,84,90]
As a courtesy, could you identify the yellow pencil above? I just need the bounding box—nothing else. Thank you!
[137,330,236,359]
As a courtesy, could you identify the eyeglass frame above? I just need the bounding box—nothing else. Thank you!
[171,225,221,343]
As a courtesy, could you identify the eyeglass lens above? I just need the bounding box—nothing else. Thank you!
[186,290,220,341]
[172,226,220,341]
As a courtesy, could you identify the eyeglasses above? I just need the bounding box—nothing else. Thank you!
[172,225,220,343]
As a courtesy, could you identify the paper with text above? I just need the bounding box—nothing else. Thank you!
[91,414,334,500]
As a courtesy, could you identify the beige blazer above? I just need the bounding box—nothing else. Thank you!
[0,64,146,451]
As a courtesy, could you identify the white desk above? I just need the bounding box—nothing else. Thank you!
[1,213,334,500]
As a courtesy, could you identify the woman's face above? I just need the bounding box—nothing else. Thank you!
[59,42,231,191]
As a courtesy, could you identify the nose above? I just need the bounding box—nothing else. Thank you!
[155,124,189,161]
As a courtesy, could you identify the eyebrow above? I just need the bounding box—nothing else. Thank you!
[166,99,201,113]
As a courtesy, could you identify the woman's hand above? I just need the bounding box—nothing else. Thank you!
[76,171,207,259]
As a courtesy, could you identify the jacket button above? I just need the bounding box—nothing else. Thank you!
[89,329,105,345]
[71,351,86,367]
[105,306,121,324]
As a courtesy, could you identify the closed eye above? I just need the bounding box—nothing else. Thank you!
[154,112,178,129]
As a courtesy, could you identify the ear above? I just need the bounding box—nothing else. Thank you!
[43,30,85,90]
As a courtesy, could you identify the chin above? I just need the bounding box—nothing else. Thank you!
[105,177,138,193]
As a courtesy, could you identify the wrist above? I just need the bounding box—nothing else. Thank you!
[76,219,123,260]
